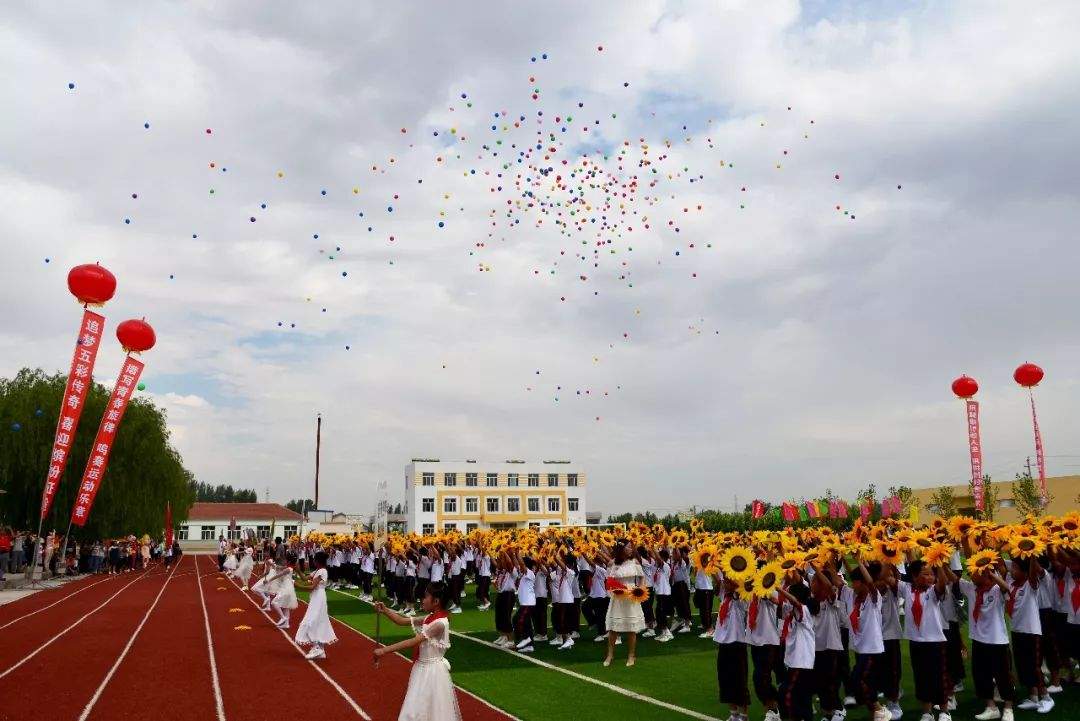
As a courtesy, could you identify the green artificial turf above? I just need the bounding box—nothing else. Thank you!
[300,584,1080,721]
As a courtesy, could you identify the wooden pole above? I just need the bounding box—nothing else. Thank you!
[314,414,322,510]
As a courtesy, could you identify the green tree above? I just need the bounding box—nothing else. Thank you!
[888,485,919,516]
[928,485,958,518]
[285,498,316,514]
[1011,472,1050,518]
[0,368,195,538]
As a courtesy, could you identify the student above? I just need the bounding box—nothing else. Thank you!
[1037,555,1065,693]
[897,560,953,721]
[672,549,694,633]
[533,560,550,642]
[295,551,337,659]
[492,552,518,647]
[713,575,750,721]
[653,548,675,642]
[268,563,298,628]
[638,546,658,638]
[252,558,277,610]
[1008,555,1052,713]
[957,559,1015,720]
[877,563,903,720]
[476,550,492,610]
[512,553,537,653]
[586,554,611,641]
[942,552,967,697]
[551,553,578,649]
[777,579,817,721]
[402,551,419,617]
[810,562,845,721]
[695,558,716,638]
[235,544,255,590]
[373,582,462,721]
[748,579,783,721]
[842,561,889,721]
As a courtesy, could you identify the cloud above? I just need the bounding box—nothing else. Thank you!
[3,1,1079,516]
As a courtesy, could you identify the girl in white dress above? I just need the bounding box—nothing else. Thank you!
[604,543,647,667]
[252,558,277,610]
[223,544,239,572]
[268,564,298,628]
[295,551,337,659]
[236,545,255,590]
[374,581,462,721]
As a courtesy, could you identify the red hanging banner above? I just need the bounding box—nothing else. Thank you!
[1030,394,1047,502]
[71,357,145,526]
[966,400,984,511]
[40,310,106,520]
[165,502,174,548]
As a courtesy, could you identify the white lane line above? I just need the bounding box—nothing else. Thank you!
[321,589,522,721]
[77,555,185,721]
[0,574,118,631]
[328,587,719,721]
[0,569,151,679]
[223,569,371,720]
[195,555,227,721]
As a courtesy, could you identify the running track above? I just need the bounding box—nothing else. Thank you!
[0,555,514,721]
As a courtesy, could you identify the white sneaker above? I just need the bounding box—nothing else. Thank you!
[514,638,532,649]
[570,631,580,639]
[887,703,902,721]
[559,638,574,650]
[493,637,508,647]
[1001,709,1013,721]
[1018,698,1040,710]
[1037,697,1054,714]
[1046,684,1063,694]
[594,634,607,642]
[831,711,847,721]
[533,635,548,642]
[657,630,673,642]
[615,637,622,645]
[937,713,951,721]
[304,647,325,659]
[974,708,1001,721]
[873,708,890,721]
[946,696,956,711]
[698,631,711,638]
[642,628,656,638]
[765,711,782,721]
[517,644,534,653]
[549,636,563,646]
[450,607,462,614]
[953,682,964,693]
[918,714,934,721]
[844,697,857,707]
[677,624,692,634]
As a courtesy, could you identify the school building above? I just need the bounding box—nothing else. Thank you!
[405,459,588,535]
[911,474,1080,523]
[178,502,304,553]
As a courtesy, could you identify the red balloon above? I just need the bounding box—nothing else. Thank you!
[116,318,156,353]
[67,263,117,305]
[951,375,978,399]
[1013,362,1044,388]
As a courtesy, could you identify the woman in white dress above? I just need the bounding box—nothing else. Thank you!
[252,558,276,610]
[236,545,255,590]
[268,564,298,628]
[295,551,337,659]
[223,544,239,573]
[374,581,462,721]
[604,543,647,667]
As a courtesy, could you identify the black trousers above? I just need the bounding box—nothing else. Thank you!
[751,643,784,707]
[972,640,1015,702]
[584,596,609,634]
[1041,609,1063,672]
[476,575,491,604]
[1013,631,1044,691]
[554,602,575,635]
[655,593,673,630]
[909,640,950,706]
[717,642,750,706]
[513,605,534,643]
[780,667,815,721]
[217,554,225,571]
[534,596,549,635]
[673,580,692,622]
[495,590,515,633]
[945,621,966,686]
[694,588,714,629]
[849,652,881,708]
[880,639,902,700]
[641,590,655,625]
[838,628,852,696]
[813,649,841,712]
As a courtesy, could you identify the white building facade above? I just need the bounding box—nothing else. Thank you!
[405,459,587,535]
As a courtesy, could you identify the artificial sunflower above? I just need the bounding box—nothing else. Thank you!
[738,577,757,602]
[753,562,783,598]
[1009,535,1046,560]
[947,515,977,542]
[966,549,999,576]
[873,539,903,565]
[1060,512,1080,534]
[628,586,650,603]
[693,544,721,575]
[720,546,758,581]
[779,550,807,572]
[920,541,953,568]
[669,530,689,548]
[610,587,628,599]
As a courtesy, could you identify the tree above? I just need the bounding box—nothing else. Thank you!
[928,485,958,518]
[0,368,195,538]
[285,498,315,514]
[188,481,258,502]
[888,485,919,516]
[1012,472,1050,518]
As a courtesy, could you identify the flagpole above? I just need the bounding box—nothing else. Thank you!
[314,413,322,510]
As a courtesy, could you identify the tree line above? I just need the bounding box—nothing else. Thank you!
[189,480,258,503]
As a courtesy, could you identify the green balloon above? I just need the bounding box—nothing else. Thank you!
[137,382,146,391]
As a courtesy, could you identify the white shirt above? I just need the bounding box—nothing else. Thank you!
[430,559,444,582]
[556,568,576,604]
[535,570,549,599]
[782,603,816,669]
[748,595,781,646]
[641,559,656,589]
[1067,572,1080,624]
[957,578,1008,645]
[1037,570,1056,610]
[694,569,714,591]
[418,556,432,579]
[406,560,417,578]
[654,561,672,595]
[712,591,748,644]
[498,569,518,593]
[899,581,946,642]
[845,587,884,655]
[1007,575,1042,635]
[478,556,491,577]
[880,588,902,641]
[672,560,689,584]
[361,552,375,574]
[589,564,609,598]
[517,568,537,606]
[814,598,844,652]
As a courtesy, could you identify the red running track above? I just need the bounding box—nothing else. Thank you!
[0,571,121,629]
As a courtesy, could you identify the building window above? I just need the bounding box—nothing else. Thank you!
[465,497,478,513]
[507,497,521,513]
[568,498,579,512]
[547,473,559,487]
[486,473,498,487]
[201,525,215,540]
[997,499,1015,508]
[444,497,457,514]
[227,527,241,540]
[567,474,578,486]
[465,473,478,487]
[527,497,540,513]
[508,473,519,487]
[178,525,189,541]
[486,497,500,513]
[256,525,270,539]
[422,523,435,535]
[422,497,435,513]
[283,525,297,538]
[547,497,561,513]
[527,473,539,487]
[444,522,457,532]
[466,523,478,533]
[444,472,457,487]
[422,472,435,486]
[529,522,541,529]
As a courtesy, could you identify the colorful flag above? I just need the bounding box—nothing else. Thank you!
[806,500,820,519]
[781,502,799,522]
[751,500,766,519]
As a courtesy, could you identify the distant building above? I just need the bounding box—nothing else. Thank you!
[911,474,1080,523]
[405,459,588,534]
[179,502,304,552]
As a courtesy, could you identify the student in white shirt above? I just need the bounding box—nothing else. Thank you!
[895,559,954,721]
[957,561,1015,720]
[843,560,889,721]
[551,553,578,649]
[748,579,783,721]
[777,579,817,721]
[672,550,694,632]
[493,552,518,647]
[942,552,966,695]
[713,576,750,721]
[694,562,716,638]
[638,546,658,638]
[876,563,903,720]
[1037,556,1065,692]
[653,549,675,642]
[809,562,845,721]
[476,552,492,610]
[533,564,549,642]
[586,555,611,641]
[512,553,538,653]
[1008,556,1053,713]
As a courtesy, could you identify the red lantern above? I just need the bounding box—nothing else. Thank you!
[116,318,156,353]
[67,264,117,306]
[1013,362,1044,388]
[951,375,978,399]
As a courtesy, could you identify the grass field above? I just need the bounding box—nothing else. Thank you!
[301,584,1080,721]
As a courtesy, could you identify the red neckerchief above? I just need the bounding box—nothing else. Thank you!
[780,606,798,644]
[748,597,760,630]
[1056,576,1065,599]
[718,595,732,627]
[1072,582,1080,613]
[1007,582,1023,617]
[911,586,924,628]
[850,594,864,633]
[412,610,449,660]
[973,587,986,623]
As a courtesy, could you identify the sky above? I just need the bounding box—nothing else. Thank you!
[3,1,1079,518]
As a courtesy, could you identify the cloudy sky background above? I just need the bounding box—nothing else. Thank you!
[3,1,1079,516]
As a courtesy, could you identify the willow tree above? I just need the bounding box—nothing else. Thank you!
[0,368,195,537]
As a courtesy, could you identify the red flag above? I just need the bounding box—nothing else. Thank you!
[781,502,799,522]
[165,502,173,548]
[71,357,145,525]
[966,400,985,511]
[751,500,766,519]
[41,310,106,519]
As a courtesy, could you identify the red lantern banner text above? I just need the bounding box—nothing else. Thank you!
[71,357,145,526]
[967,400,984,511]
[1030,395,1047,502]
[41,310,106,519]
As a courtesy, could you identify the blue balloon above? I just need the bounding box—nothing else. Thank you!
[11,423,20,431]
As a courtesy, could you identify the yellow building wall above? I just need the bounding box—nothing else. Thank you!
[911,474,1080,523]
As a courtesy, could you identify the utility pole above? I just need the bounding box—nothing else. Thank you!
[1026,456,1033,478]
[314,413,322,510]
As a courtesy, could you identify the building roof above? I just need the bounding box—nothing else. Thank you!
[187,502,303,522]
